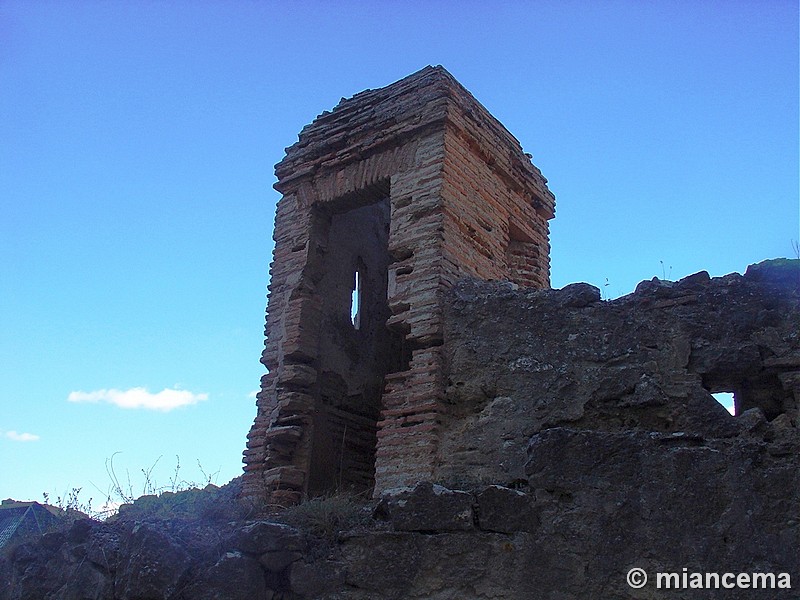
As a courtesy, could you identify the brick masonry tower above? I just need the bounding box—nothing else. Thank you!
[242,66,556,505]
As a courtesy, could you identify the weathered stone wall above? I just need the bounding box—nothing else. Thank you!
[244,66,555,503]
[5,470,796,599]
[5,262,798,599]
[434,260,800,488]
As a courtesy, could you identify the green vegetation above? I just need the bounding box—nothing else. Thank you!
[277,492,373,540]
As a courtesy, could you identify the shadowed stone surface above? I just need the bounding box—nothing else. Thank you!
[436,260,800,488]
[375,482,474,532]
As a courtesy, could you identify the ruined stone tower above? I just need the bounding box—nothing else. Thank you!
[242,66,555,505]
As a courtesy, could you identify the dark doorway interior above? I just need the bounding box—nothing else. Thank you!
[307,190,403,496]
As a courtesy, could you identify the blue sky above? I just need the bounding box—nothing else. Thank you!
[1,1,797,505]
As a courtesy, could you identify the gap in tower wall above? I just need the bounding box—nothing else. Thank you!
[306,193,405,496]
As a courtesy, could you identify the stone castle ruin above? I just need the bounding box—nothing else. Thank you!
[3,66,797,599]
[243,66,800,509]
[243,66,556,503]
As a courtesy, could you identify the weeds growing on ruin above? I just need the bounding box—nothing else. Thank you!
[660,260,673,280]
[42,454,221,520]
[278,492,373,541]
[103,452,219,506]
[42,488,93,516]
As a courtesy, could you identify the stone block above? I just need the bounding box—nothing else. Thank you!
[476,485,539,533]
[376,482,474,532]
[233,521,304,555]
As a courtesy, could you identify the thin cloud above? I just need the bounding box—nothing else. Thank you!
[5,430,40,442]
[68,387,208,412]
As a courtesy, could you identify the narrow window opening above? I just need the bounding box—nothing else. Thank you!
[350,260,364,329]
[712,392,736,415]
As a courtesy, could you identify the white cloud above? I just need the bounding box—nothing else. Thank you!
[5,430,40,442]
[67,387,208,412]
[247,390,259,399]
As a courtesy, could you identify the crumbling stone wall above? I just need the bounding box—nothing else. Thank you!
[5,259,798,599]
[436,259,800,488]
[243,63,798,517]
[5,264,797,600]
[243,66,555,503]
[3,467,797,598]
